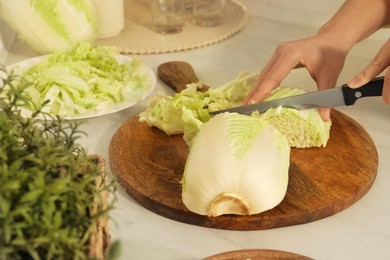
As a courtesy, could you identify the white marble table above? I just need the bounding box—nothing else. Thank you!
[2,1,390,259]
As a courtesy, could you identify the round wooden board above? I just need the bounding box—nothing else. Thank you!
[109,109,378,230]
[204,249,313,260]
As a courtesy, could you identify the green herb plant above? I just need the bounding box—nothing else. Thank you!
[0,65,115,260]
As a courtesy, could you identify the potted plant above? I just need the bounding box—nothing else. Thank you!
[0,65,116,259]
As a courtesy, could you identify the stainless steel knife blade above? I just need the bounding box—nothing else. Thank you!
[210,76,384,115]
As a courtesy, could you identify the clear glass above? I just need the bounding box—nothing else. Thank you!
[151,0,186,34]
[192,0,226,27]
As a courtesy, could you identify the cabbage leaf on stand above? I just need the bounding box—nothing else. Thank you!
[17,43,153,117]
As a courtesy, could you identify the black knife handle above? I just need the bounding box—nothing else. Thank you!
[341,76,384,106]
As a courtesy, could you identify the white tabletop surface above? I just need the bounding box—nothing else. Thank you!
[2,1,390,259]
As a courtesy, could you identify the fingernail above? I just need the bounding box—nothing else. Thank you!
[319,108,331,121]
[348,78,358,88]
[347,79,356,88]
[348,75,369,88]
[324,109,331,121]
[245,98,254,105]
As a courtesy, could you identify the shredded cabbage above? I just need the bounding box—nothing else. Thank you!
[139,71,257,145]
[19,42,153,117]
[0,0,99,54]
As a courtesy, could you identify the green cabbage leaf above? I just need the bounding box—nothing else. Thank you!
[253,87,332,148]
[0,0,99,54]
[139,71,257,145]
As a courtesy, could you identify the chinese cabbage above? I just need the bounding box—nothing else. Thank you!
[0,0,99,54]
[182,113,290,216]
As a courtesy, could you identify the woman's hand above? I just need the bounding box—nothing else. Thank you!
[348,38,390,103]
[244,35,349,121]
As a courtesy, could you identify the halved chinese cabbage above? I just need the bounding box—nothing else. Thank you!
[182,113,290,216]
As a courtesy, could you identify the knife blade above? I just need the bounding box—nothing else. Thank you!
[210,76,384,115]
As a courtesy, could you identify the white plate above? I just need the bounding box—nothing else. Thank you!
[7,55,156,120]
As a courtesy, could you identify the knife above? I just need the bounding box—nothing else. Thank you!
[210,76,384,115]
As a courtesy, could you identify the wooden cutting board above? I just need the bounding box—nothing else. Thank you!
[204,249,313,260]
[109,62,378,230]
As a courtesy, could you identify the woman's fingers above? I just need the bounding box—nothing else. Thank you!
[245,35,349,122]
[245,41,304,104]
[318,107,332,122]
[348,38,390,104]
[383,69,390,104]
[348,39,390,88]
